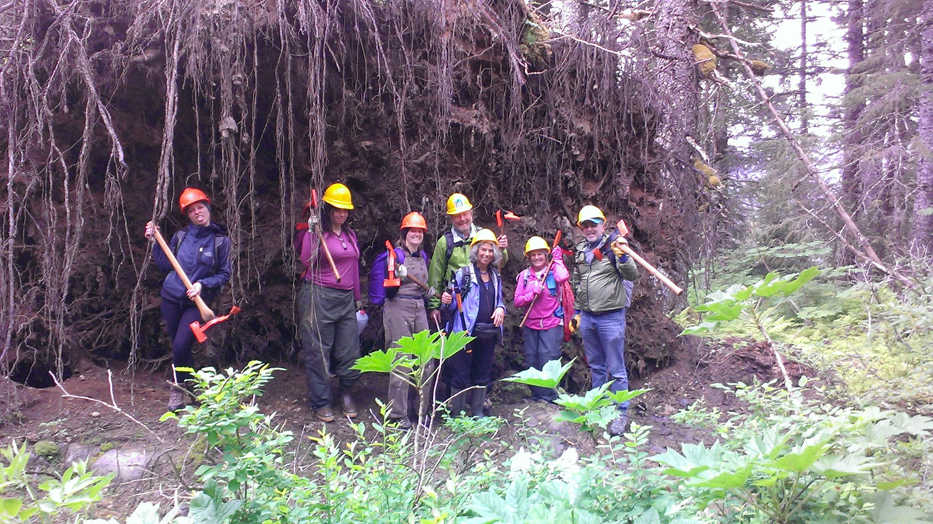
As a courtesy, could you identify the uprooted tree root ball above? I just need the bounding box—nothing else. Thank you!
[0,0,705,383]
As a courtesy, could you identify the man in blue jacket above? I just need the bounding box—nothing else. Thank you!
[145,188,231,411]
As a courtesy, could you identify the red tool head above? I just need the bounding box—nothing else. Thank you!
[496,210,503,229]
[310,188,319,209]
[503,211,521,221]
[616,219,629,237]
[189,306,241,343]
[383,240,400,287]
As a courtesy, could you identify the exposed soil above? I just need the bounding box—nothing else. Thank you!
[0,335,820,521]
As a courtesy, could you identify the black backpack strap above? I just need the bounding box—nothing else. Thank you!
[444,230,455,264]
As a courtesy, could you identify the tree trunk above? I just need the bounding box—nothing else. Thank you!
[841,0,865,263]
[799,0,809,134]
[915,0,933,253]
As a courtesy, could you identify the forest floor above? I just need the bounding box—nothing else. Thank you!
[0,336,819,521]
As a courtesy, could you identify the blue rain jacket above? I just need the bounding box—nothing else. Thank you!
[154,223,231,304]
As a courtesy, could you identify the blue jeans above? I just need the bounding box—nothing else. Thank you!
[521,326,563,401]
[579,309,629,413]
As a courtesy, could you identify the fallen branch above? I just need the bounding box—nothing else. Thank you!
[708,1,915,290]
[49,369,163,443]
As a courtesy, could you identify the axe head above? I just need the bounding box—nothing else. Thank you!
[503,211,521,221]
[189,320,208,344]
[310,188,318,209]
[189,306,241,343]
[616,219,629,237]
[495,210,503,228]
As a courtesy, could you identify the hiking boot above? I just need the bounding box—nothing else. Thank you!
[470,387,487,418]
[167,387,186,412]
[315,406,336,423]
[342,392,358,419]
[608,414,630,436]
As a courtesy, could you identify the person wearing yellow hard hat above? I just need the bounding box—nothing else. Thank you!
[426,193,509,329]
[514,236,571,403]
[296,182,363,423]
[144,188,231,411]
[439,229,505,417]
[367,211,432,429]
[570,204,638,436]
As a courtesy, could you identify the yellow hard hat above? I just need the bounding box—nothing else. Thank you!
[470,228,498,247]
[445,193,473,215]
[524,236,549,256]
[323,183,354,210]
[577,205,606,225]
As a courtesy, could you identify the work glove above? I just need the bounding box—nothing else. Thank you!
[610,238,628,258]
[568,313,581,334]
[551,246,563,260]
[308,213,320,229]
[396,264,408,279]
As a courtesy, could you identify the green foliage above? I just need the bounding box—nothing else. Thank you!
[0,441,113,523]
[503,358,648,434]
[682,267,819,336]
[655,381,933,523]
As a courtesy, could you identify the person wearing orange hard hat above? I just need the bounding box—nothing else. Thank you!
[296,182,364,423]
[367,211,432,429]
[144,187,231,411]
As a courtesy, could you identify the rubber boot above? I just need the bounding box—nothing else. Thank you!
[449,388,468,417]
[470,387,487,418]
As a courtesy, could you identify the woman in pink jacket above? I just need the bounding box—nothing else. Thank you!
[513,236,569,402]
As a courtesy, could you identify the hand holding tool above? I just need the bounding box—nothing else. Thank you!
[519,230,562,327]
[309,187,341,281]
[189,305,240,343]
[152,226,216,322]
[614,219,683,295]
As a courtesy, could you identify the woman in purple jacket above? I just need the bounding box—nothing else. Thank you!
[297,183,362,423]
[513,236,569,402]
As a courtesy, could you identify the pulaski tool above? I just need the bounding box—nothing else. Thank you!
[614,219,683,295]
[152,227,216,322]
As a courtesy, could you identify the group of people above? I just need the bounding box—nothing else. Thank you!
[145,184,638,435]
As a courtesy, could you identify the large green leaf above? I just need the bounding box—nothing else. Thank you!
[501,359,574,389]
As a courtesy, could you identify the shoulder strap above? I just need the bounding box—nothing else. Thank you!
[173,230,186,255]
[444,230,455,263]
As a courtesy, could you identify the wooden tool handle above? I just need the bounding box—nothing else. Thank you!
[519,231,563,328]
[315,228,341,281]
[152,228,216,321]
[620,245,683,295]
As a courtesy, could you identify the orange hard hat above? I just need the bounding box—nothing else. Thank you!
[179,188,210,213]
[400,211,427,231]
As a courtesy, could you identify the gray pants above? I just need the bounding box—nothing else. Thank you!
[383,296,430,419]
[298,283,360,409]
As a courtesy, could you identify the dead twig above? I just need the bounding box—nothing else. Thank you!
[49,369,163,443]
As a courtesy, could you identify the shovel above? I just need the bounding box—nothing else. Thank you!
[152,227,216,322]
[615,219,683,295]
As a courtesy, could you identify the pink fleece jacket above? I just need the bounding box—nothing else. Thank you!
[513,257,569,330]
